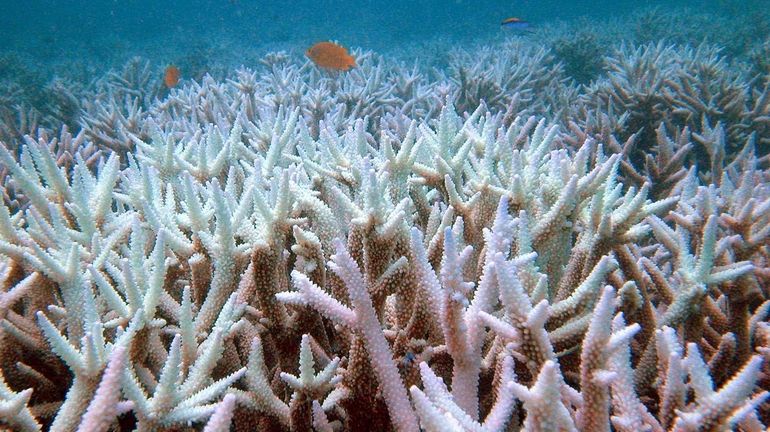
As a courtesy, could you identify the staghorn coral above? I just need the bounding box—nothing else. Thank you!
[1,9,770,430]
[548,27,608,85]
[0,83,767,431]
[577,41,770,197]
[442,40,572,120]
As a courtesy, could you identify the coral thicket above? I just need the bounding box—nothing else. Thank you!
[0,7,769,432]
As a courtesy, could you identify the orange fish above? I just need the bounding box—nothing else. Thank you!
[164,65,180,88]
[306,42,356,71]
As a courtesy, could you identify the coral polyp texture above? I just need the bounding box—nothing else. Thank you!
[1,11,770,432]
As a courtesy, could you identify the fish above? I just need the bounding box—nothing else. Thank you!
[401,351,417,368]
[164,65,180,88]
[501,17,532,31]
[306,42,356,71]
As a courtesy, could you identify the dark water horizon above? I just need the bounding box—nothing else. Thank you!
[0,0,737,57]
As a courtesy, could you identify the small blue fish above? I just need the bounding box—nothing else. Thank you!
[401,351,417,367]
[501,17,531,31]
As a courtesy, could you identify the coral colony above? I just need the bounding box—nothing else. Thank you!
[1,12,770,432]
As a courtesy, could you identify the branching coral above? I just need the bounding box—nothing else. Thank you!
[0,10,769,430]
[584,42,770,172]
[0,88,766,430]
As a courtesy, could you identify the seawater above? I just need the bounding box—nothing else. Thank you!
[0,0,752,62]
[0,0,768,152]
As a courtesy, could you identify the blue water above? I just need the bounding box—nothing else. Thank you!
[0,0,767,144]
[0,0,728,56]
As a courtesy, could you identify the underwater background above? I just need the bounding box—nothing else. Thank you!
[1,0,718,46]
[2,0,769,124]
[1,1,767,63]
[1,1,770,431]
[3,0,769,157]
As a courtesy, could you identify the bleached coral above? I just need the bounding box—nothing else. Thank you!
[0,27,769,432]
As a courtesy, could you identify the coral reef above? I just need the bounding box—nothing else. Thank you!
[545,25,609,85]
[0,7,769,432]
